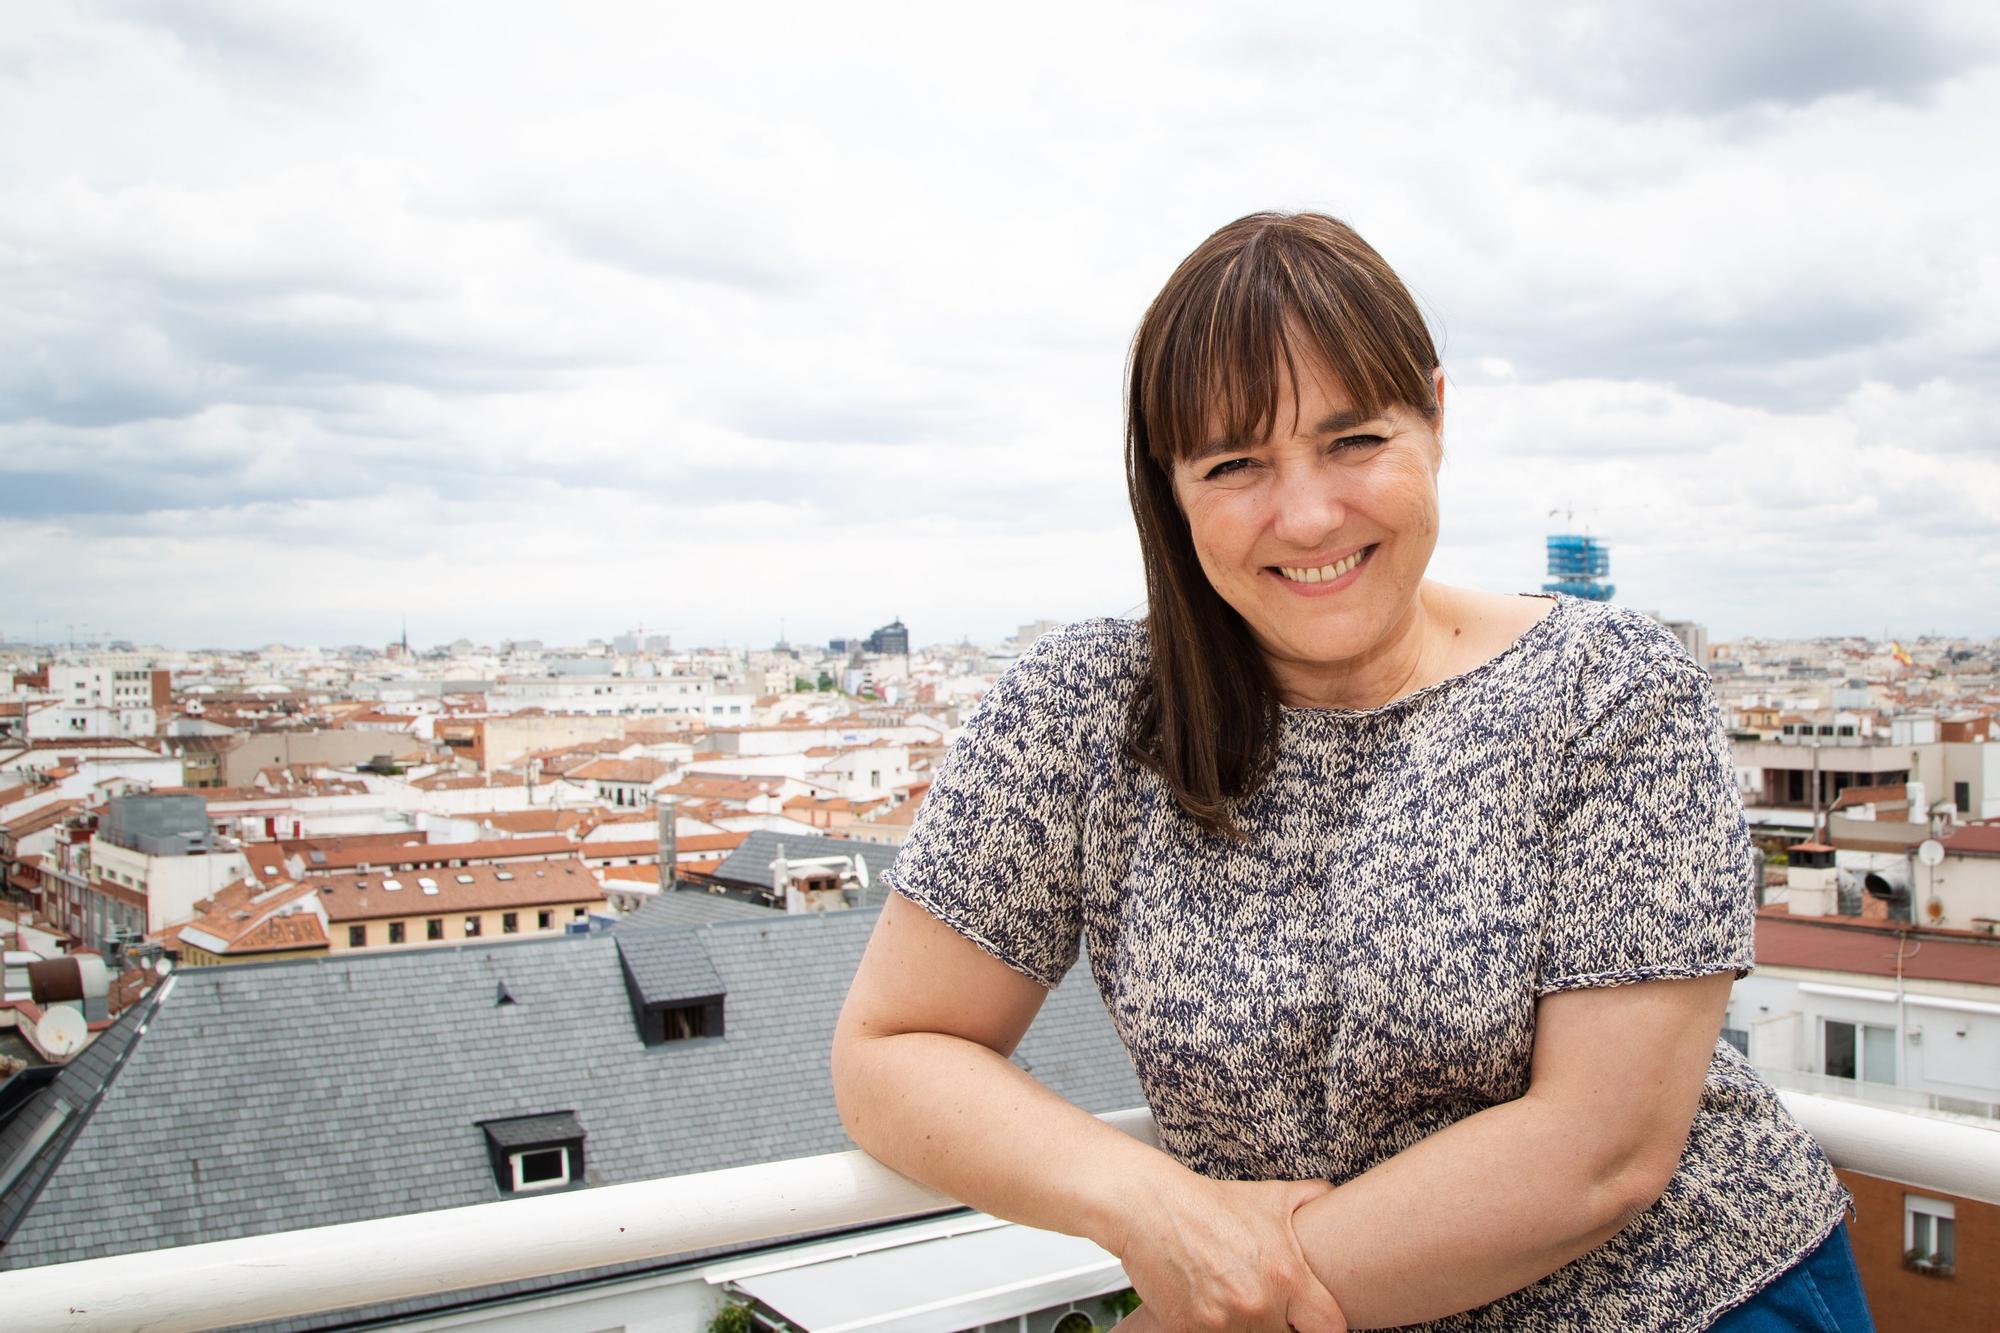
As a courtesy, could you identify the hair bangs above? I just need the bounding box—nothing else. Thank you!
[1136,217,1438,473]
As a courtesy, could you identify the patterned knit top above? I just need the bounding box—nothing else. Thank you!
[885,592,1852,1331]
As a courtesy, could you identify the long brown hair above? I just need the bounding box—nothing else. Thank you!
[1124,211,1440,838]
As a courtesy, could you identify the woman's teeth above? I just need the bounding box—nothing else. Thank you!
[1277,548,1368,584]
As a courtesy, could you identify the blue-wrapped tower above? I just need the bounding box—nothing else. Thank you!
[1542,534,1614,601]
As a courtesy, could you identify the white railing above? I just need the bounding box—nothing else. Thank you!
[2,1096,1994,1333]
[1758,1066,1999,1123]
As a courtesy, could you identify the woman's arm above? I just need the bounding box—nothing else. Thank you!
[1284,972,1733,1330]
[833,893,1349,1333]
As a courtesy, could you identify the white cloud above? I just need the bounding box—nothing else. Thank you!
[0,0,1995,648]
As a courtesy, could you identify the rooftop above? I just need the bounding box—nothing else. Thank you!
[1755,911,2000,986]
[315,860,605,921]
[1941,824,2000,857]
[0,907,1139,1311]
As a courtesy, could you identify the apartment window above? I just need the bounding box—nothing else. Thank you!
[572,907,587,919]
[537,910,553,930]
[510,1147,571,1191]
[1720,1025,1749,1057]
[427,918,444,941]
[389,921,406,944]
[1823,1019,1895,1084]
[1905,1195,1956,1272]
[348,925,366,948]
[464,916,482,937]
[1958,781,1973,814]
[503,912,519,934]
[480,1112,586,1196]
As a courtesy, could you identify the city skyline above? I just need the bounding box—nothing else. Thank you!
[3,2,1997,651]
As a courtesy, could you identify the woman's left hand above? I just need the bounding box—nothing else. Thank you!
[1103,1173,1348,1333]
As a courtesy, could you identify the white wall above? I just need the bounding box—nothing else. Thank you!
[1729,966,2000,1108]
[1944,740,2000,819]
[1920,853,2000,931]
[90,837,250,933]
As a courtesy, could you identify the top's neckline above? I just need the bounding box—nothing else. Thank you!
[1277,592,1568,722]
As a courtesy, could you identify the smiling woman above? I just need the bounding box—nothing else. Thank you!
[1124,214,1479,834]
[832,211,1870,1333]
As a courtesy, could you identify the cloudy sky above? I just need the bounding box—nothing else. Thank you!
[2,0,1995,652]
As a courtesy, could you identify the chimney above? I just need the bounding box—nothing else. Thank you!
[656,797,678,893]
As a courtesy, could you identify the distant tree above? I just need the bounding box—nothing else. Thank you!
[817,672,835,691]
[793,676,812,692]
[707,1302,755,1333]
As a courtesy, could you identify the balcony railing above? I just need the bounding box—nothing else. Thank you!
[1,1096,1995,1333]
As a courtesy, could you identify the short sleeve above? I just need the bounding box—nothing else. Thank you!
[1537,639,1757,995]
[885,628,1095,988]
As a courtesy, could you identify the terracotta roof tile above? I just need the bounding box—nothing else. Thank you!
[579,840,660,860]
[568,757,672,784]
[1755,912,2000,986]
[318,859,606,921]
[280,834,578,873]
[476,809,592,835]
[1941,825,2000,857]
[661,775,780,802]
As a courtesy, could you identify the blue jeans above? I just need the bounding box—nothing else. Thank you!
[1709,1224,1876,1331]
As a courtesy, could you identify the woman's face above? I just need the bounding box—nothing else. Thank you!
[1169,352,1445,693]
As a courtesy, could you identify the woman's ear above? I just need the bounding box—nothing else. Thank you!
[1430,366,1447,465]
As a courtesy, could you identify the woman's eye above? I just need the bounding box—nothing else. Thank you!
[1332,434,1387,451]
[1202,457,1255,481]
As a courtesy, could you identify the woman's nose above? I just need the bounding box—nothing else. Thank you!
[1268,464,1346,547]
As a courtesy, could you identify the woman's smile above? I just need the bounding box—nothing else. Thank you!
[1268,543,1375,592]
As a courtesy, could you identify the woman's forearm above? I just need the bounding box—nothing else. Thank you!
[832,1028,1190,1252]
[1291,1094,1656,1329]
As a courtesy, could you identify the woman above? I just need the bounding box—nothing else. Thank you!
[831,212,1866,1331]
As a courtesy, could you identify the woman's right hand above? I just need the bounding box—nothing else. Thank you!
[1104,1173,1348,1333]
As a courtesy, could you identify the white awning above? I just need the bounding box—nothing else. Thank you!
[708,1213,1130,1333]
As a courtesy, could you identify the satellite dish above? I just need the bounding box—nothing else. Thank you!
[1917,840,1945,867]
[36,1004,87,1058]
[157,957,175,975]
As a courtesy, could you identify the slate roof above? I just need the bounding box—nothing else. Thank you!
[712,829,900,905]
[0,990,160,1248]
[482,1111,583,1151]
[0,910,1143,1331]
[618,930,726,1005]
[617,888,774,930]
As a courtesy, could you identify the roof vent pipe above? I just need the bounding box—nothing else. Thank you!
[28,955,112,1023]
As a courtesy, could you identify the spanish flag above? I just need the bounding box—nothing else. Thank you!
[1890,642,1914,668]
